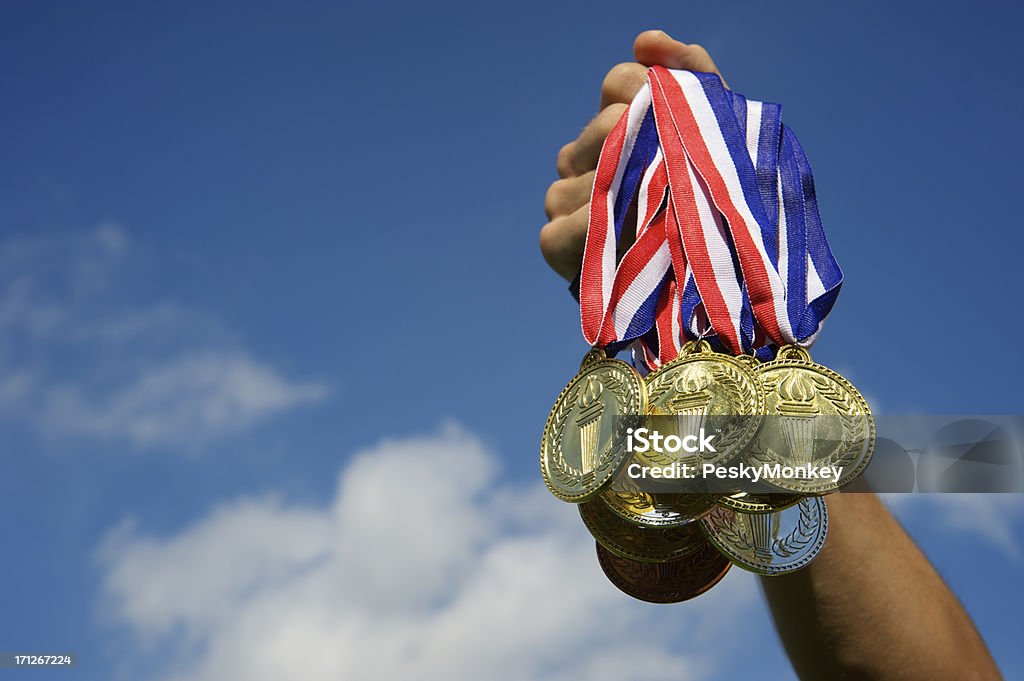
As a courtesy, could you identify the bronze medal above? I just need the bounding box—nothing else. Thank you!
[596,539,732,603]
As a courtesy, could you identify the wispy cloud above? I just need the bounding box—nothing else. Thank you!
[97,426,761,681]
[0,224,329,451]
[40,351,328,448]
[884,493,1024,560]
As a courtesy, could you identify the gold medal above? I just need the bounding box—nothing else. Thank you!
[642,339,764,468]
[541,348,646,502]
[750,345,874,494]
[580,495,707,563]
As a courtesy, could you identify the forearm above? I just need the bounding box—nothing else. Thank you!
[760,492,1000,680]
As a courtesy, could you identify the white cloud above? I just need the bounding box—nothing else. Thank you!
[99,495,331,642]
[41,351,328,449]
[0,225,328,450]
[884,493,1024,559]
[97,427,761,681]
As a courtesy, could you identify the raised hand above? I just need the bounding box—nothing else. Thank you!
[540,30,723,281]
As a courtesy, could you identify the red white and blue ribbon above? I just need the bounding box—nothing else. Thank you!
[578,66,842,367]
[580,83,668,351]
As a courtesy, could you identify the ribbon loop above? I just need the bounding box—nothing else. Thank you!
[578,68,842,369]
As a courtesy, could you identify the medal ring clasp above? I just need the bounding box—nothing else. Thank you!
[776,344,812,362]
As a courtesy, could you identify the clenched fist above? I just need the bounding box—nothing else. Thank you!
[539,30,723,281]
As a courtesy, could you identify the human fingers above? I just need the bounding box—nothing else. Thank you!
[539,202,589,281]
[633,29,726,86]
[557,103,628,179]
[599,62,649,110]
[545,171,595,221]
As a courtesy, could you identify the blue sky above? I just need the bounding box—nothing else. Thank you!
[1,1,1022,679]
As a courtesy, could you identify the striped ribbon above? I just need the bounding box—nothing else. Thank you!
[578,66,841,369]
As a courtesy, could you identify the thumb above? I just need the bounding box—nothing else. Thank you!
[633,30,726,85]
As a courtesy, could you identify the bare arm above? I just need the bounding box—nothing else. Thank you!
[540,31,1001,680]
[761,492,1001,680]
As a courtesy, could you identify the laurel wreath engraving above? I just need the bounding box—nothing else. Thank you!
[773,498,820,557]
[709,507,756,552]
[704,498,828,574]
[606,485,688,525]
[809,376,865,467]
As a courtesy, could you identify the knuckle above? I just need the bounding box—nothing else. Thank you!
[544,178,583,219]
[544,182,563,220]
[539,220,561,259]
[596,103,628,132]
[556,143,576,177]
[688,43,715,68]
[540,210,588,277]
[601,62,644,101]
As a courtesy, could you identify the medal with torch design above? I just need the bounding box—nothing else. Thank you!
[541,65,875,600]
